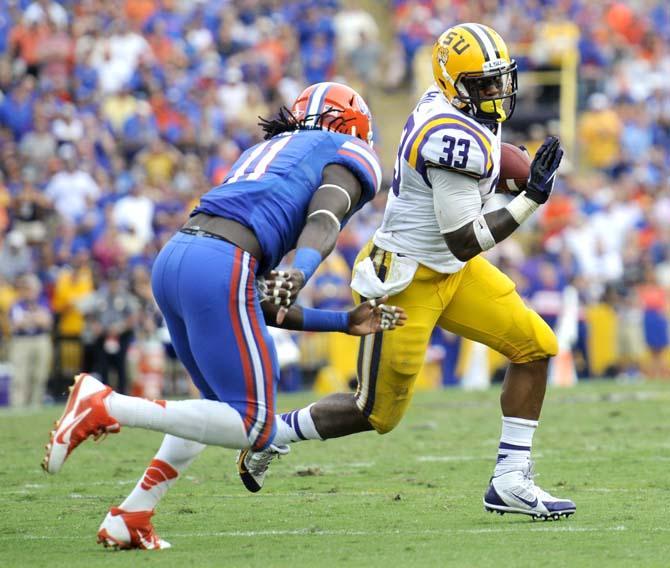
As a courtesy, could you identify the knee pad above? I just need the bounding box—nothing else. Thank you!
[512,310,559,363]
[368,412,402,435]
[356,324,430,436]
[355,387,405,435]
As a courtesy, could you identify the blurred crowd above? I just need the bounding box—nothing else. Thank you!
[0,0,669,407]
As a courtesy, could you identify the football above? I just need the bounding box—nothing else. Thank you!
[497,143,531,193]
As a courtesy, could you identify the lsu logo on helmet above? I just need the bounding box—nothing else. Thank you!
[431,23,517,124]
[436,44,449,71]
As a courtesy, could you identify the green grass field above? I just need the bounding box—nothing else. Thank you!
[1,381,669,567]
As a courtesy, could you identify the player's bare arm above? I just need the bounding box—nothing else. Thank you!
[441,191,520,262]
[441,136,563,262]
[265,164,363,323]
[297,163,363,259]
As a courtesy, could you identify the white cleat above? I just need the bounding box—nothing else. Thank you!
[483,462,576,520]
[236,444,290,493]
[97,508,171,550]
[42,373,120,474]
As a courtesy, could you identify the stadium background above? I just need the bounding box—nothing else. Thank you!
[0,0,669,407]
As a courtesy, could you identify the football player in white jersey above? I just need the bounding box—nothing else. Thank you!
[238,23,575,520]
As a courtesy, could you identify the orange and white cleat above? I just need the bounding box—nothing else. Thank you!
[97,508,171,550]
[42,373,120,474]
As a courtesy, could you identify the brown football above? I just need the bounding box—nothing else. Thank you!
[497,143,531,193]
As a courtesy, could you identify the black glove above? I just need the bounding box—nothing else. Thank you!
[525,136,563,204]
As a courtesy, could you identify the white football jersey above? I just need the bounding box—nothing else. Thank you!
[374,86,502,273]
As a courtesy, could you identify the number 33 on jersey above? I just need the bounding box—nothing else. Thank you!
[391,85,501,198]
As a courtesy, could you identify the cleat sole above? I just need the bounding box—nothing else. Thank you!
[484,500,575,521]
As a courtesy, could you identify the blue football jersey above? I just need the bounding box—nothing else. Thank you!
[193,129,382,274]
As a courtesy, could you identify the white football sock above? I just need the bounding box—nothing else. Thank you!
[494,416,538,475]
[120,435,206,512]
[105,393,249,448]
[272,404,323,445]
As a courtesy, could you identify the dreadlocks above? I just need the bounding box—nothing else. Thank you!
[258,107,353,140]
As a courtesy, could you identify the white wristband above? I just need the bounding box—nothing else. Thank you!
[505,191,540,225]
[472,215,496,251]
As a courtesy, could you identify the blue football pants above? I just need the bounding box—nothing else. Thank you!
[151,232,278,450]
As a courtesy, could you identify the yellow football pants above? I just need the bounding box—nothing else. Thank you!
[353,242,558,434]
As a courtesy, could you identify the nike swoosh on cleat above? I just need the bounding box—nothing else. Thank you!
[55,408,92,445]
[511,491,539,508]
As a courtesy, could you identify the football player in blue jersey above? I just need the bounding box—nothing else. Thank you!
[41,82,406,550]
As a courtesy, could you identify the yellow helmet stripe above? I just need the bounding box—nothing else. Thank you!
[408,117,493,172]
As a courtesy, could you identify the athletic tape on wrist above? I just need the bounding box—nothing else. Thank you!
[505,191,540,225]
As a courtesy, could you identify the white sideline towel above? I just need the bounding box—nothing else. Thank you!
[350,253,418,299]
